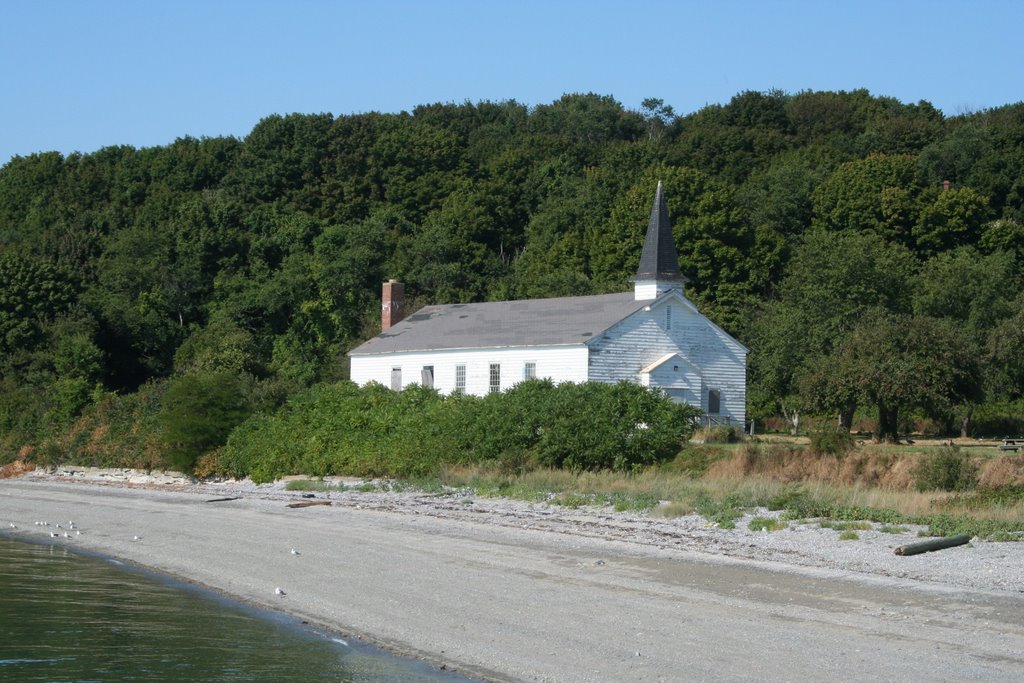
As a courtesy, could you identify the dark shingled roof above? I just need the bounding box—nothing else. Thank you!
[634,181,688,283]
[349,292,649,355]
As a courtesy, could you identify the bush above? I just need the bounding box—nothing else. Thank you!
[971,400,1024,438]
[159,371,253,473]
[662,445,722,477]
[700,425,739,444]
[808,426,855,456]
[220,380,699,483]
[915,446,978,492]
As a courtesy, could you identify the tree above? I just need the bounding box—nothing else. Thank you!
[823,313,979,442]
[158,371,252,472]
[811,154,923,246]
[640,97,676,142]
[913,186,990,256]
[748,230,918,428]
[0,252,77,355]
[986,296,1024,400]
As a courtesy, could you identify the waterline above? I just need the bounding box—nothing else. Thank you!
[0,535,475,682]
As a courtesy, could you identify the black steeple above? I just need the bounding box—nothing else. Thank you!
[634,181,687,284]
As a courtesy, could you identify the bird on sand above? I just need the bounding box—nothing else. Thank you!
[290,548,300,555]
[275,587,286,596]
[132,535,141,541]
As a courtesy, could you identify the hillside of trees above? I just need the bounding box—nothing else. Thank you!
[2,89,1023,470]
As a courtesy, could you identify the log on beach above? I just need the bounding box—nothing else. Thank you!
[895,534,971,556]
[286,500,333,508]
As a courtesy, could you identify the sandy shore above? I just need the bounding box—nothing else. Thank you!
[3,472,1024,682]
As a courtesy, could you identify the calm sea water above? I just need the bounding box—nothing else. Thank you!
[0,535,475,682]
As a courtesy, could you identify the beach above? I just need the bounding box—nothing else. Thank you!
[3,471,1024,682]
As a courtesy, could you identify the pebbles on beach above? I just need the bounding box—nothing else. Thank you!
[12,466,1024,595]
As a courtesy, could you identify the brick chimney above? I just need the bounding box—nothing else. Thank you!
[381,279,405,331]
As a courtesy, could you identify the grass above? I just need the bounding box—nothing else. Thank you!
[284,479,336,492]
[838,530,860,541]
[748,516,787,532]
[431,462,1024,541]
[818,519,872,531]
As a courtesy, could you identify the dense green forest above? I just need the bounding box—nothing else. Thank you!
[2,89,1024,471]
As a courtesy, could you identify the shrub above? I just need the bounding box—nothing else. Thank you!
[915,446,978,492]
[699,425,739,444]
[159,371,253,473]
[662,445,722,477]
[808,426,855,456]
[220,380,696,483]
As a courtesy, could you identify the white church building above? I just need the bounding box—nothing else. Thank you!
[348,183,748,425]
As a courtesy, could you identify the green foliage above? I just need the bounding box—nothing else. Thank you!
[2,89,1024,456]
[219,380,695,483]
[748,516,787,532]
[915,446,978,492]
[838,530,860,541]
[817,312,980,441]
[662,445,723,477]
[158,372,253,473]
[808,426,855,456]
[693,493,746,528]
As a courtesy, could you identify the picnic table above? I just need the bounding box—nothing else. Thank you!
[998,438,1023,451]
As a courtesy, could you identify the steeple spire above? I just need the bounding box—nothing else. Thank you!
[633,181,687,300]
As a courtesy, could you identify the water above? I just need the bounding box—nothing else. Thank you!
[0,535,475,682]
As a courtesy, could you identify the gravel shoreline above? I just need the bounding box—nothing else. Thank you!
[23,466,1024,596]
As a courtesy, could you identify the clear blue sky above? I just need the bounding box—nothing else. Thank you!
[2,0,1022,166]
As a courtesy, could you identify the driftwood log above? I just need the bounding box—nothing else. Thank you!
[894,534,971,556]
[286,500,332,509]
[205,496,242,503]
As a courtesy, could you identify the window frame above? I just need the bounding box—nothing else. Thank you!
[454,364,466,394]
[489,363,501,394]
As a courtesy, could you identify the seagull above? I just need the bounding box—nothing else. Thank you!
[132,535,141,541]
[275,587,286,597]
[8,522,15,529]
[50,532,59,538]
[64,532,71,539]
[76,530,82,536]
[290,548,300,556]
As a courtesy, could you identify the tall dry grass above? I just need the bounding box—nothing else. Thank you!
[438,442,1024,528]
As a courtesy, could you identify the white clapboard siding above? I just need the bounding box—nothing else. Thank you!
[349,345,589,396]
[587,295,747,424]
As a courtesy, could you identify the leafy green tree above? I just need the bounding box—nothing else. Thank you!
[173,317,260,376]
[0,252,77,355]
[823,313,980,441]
[811,154,923,245]
[640,97,676,142]
[913,186,990,256]
[748,230,918,428]
[980,218,1024,259]
[158,371,252,472]
[986,296,1024,400]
